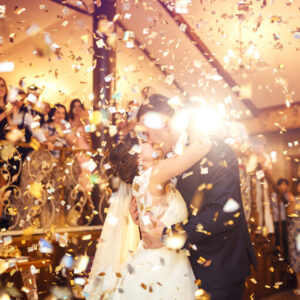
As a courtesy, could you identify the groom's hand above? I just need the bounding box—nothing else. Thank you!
[130,197,140,226]
[141,214,164,249]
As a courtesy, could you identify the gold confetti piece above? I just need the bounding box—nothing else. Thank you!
[14,6,26,15]
[81,34,89,43]
[28,182,43,199]
[182,171,193,180]
[0,261,9,275]
[204,260,212,267]
[116,273,122,278]
[214,212,219,222]
[21,286,30,294]
[219,160,227,168]
[196,224,211,235]
[197,183,206,191]
[23,226,35,236]
[250,278,257,284]
[0,143,16,160]
[195,279,201,286]
[82,234,91,241]
[140,283,147,290]
[224,220,234,226]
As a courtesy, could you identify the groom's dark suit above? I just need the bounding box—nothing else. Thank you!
[169,136,257,297]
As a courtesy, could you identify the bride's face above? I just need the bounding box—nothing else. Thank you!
[138,142,162,165]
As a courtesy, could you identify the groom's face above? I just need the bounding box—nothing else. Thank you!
[138,113,179,154]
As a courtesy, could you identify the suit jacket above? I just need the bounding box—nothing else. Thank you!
[170,136,257,289]
[18,104,45,142]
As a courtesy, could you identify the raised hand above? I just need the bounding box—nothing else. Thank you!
[129,196,140,226]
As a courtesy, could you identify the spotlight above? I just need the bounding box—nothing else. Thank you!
[143,112,164,130]
[193,106,222,133]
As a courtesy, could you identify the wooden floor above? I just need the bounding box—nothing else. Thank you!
[260,289,300,299]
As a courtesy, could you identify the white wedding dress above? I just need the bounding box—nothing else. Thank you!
[84,168,196,300]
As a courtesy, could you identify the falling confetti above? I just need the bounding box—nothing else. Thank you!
[223,198,240,213]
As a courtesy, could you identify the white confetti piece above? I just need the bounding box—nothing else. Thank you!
[0,62,15,72]
[223,198,240,213]
[256,170,265,180]
[296,233,300,251]
[142,215,151,226]
[107,214,118,226]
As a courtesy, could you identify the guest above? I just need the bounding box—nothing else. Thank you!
[287,180,300,295]
[10,85,47,159]
[67,99,93,192]
[0,77,11,140]
[271,178,291,262]
[68,99,90,149]
[43,103,69,158]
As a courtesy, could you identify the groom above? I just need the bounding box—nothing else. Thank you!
[131,94,257,300]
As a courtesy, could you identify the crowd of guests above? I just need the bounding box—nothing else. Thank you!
[0,76,95,226]
[0,77,91,155]
[270,177,300,294]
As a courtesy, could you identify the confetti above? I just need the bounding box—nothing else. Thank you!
[28,182,43,199]
[175,0,189,13]
[14,6,26,15]
[165,233,187,250]
[74,255,89,273]
[39,239,53,254]
[0,5,5,18]
[296,233,300,251]
[0,62,15,72]
[223,198,240,213]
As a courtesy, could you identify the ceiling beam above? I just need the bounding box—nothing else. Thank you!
[158,2,259,116]
[241,103,300,134]
[117,20,188,99]
[48,0,92,16]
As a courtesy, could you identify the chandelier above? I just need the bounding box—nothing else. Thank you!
[223,14,269,74]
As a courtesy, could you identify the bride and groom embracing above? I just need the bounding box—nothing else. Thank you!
[84,94,257,300]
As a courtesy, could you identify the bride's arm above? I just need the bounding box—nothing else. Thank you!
[151,135,212,187]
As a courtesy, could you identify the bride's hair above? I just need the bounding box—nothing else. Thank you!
[109,136,139,184]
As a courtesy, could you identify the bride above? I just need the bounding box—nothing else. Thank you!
[84,130,211,299]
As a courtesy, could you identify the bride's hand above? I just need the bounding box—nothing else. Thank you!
[141,213,165,249]
[130,197,140,226]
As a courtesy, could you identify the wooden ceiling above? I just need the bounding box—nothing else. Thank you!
[1,0,300,122]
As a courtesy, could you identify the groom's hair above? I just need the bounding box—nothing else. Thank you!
[137,94,175,121]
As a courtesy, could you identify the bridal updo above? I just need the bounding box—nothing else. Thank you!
[109,136,139,185]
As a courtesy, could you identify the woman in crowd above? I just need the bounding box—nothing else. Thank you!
[287,179,300,295]
[67,99,93,192]
[0,77,10,140]
[68,99,90,149]
[43,103,69,158]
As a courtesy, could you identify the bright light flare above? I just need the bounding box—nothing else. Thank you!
[193,106,222,133]
[171,108,190,132]
[270,151,277,163]
[143,112,164,130]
